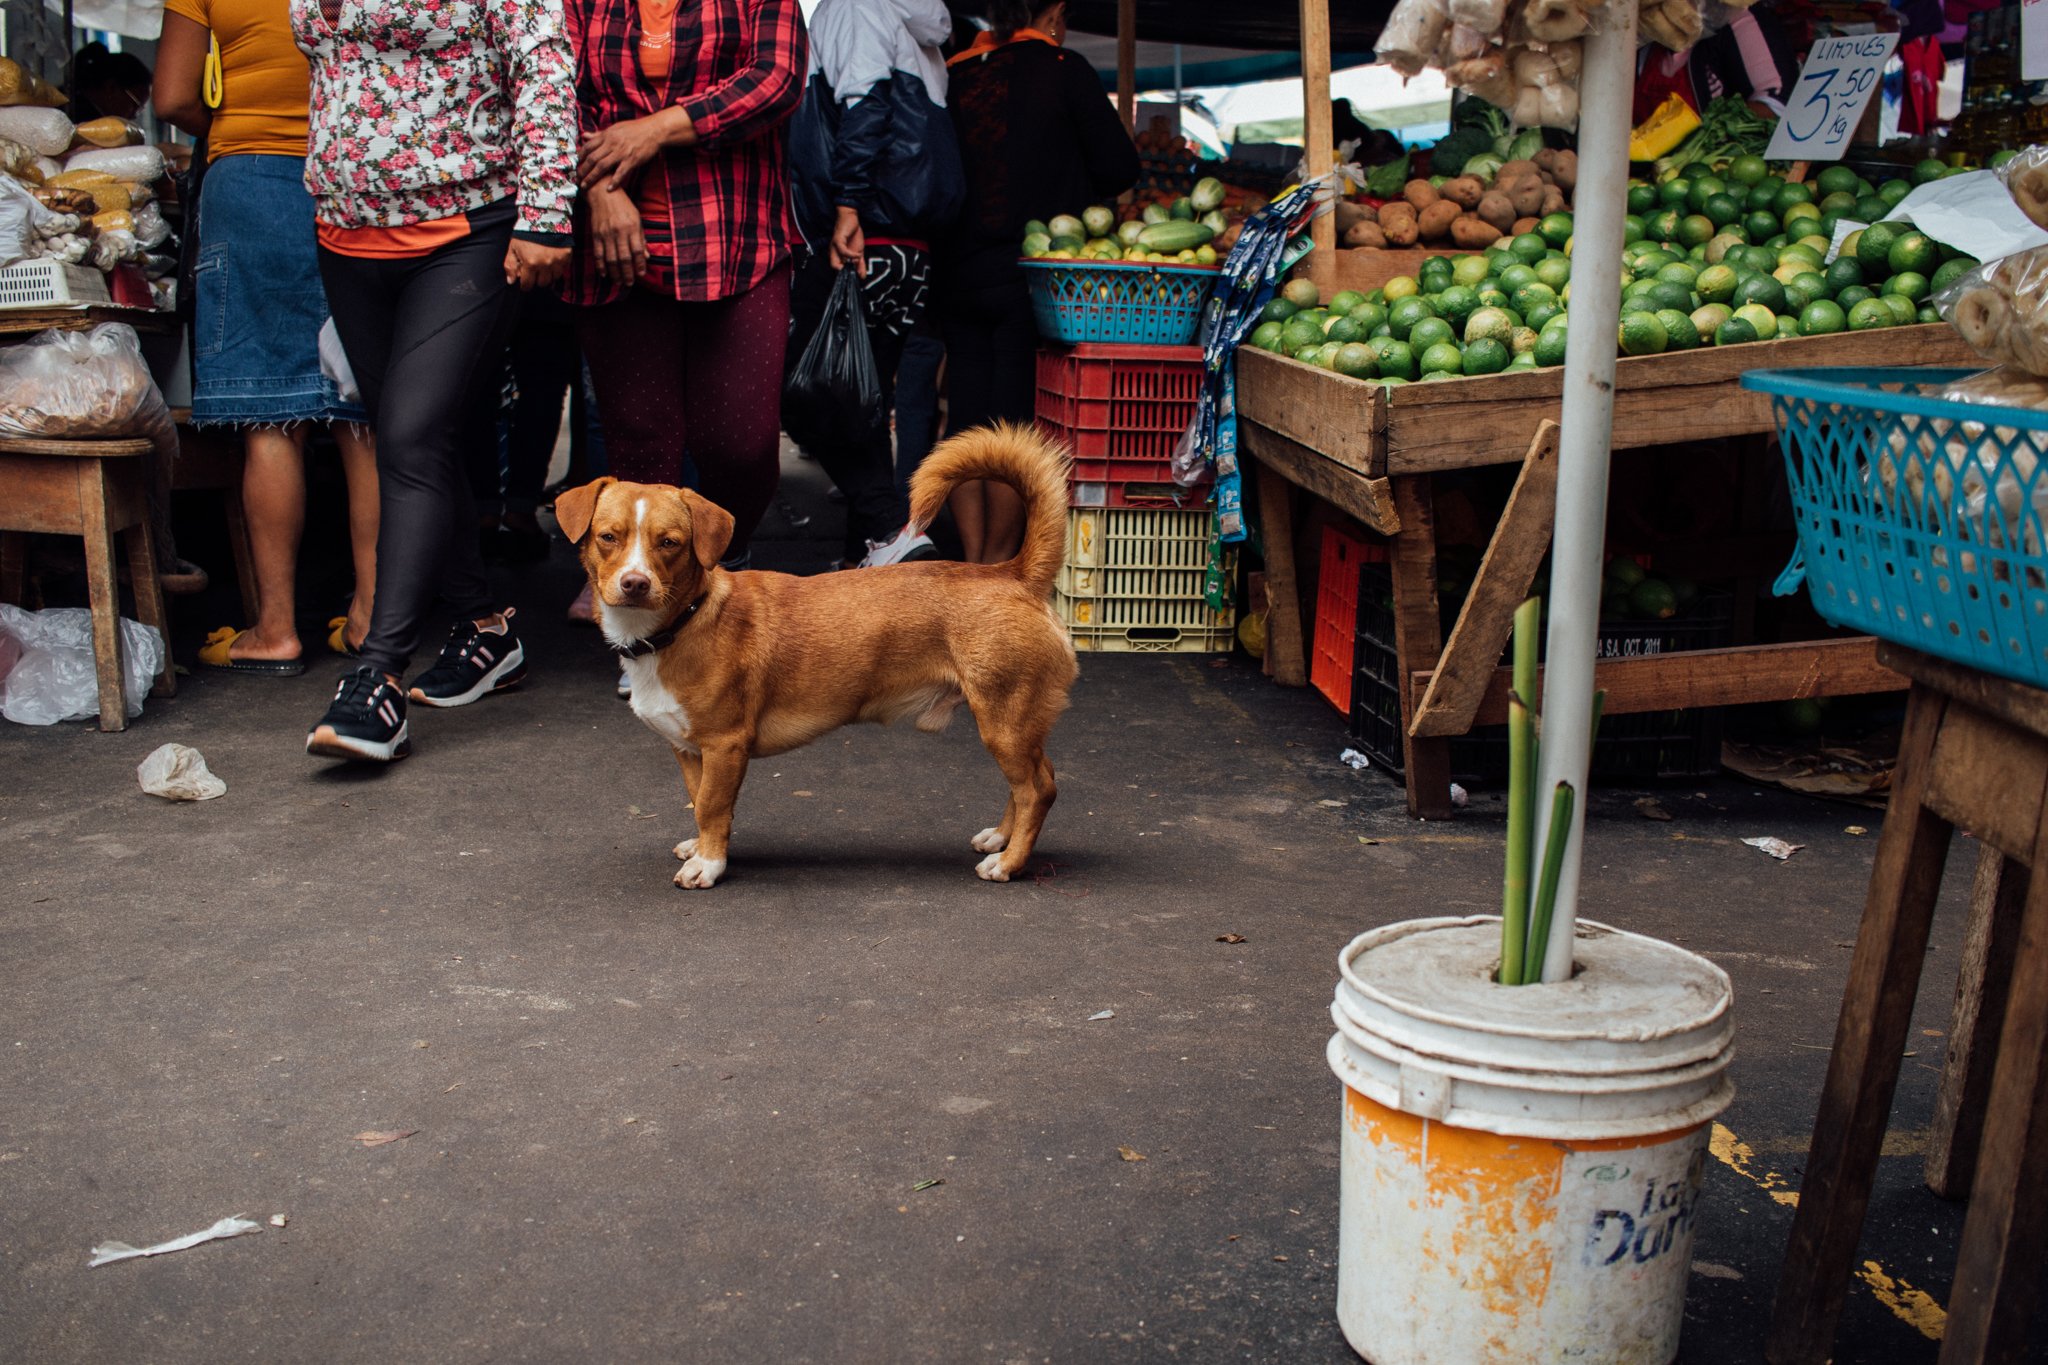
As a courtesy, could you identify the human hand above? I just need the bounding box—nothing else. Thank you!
[588,186,649,284]
[578,116,665,193]
[504,238,571,291]
[830,206,866,276]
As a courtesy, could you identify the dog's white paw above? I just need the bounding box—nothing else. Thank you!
[673,854,727,889]
[971,826,1009,853]
[975,852,1011,882]
[673,838,697,861]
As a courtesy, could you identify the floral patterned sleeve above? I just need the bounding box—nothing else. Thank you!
[486,0,579,238]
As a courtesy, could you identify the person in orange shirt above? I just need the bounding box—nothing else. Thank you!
[155,0,380,673]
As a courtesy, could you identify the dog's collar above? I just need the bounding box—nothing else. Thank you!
[610,592,709,658]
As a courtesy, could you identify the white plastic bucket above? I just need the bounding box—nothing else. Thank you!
[1327,916,1735,1365]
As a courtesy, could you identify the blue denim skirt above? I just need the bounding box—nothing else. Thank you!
[190,154,363,427]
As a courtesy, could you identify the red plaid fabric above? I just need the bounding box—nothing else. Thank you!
[565,0,807,304]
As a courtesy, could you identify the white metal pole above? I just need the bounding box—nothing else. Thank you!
[1533,12,1639,983]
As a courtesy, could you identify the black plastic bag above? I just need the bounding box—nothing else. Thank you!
[782,267,882,452]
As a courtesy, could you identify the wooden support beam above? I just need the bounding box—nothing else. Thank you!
[1927,846,2028,1201]
[1431,637,1903,728]
[1240,422,1399,535]
[1255,459,1307,686]
[1390,476,1454,819]
[1411,420,1560,739]
[1298,0,1335,291]
[1116,0,1137,133]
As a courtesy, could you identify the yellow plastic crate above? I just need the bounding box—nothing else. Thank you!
[1053,507,1235,653]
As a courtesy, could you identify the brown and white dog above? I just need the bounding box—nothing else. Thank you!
[553,423,1079,890]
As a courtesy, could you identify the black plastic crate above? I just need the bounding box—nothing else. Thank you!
[1348,564,1729,784]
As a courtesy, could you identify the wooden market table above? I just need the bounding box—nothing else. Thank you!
[0,303,175,338]
[1234,324,1985,818]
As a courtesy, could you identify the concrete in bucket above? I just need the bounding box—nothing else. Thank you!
[1327,916,1735,1365]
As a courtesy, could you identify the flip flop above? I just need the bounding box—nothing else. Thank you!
[198,626,306,676]
[327,616,364,657]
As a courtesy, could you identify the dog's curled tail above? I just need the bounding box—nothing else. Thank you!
[909,422,1072,597]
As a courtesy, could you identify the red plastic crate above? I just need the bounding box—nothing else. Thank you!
[1311,524,1386,715]
[1035,342,1207,502]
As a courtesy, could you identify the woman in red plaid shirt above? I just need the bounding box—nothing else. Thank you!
[564,0,808,574]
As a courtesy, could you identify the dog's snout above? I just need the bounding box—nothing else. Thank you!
[618,571,652,599]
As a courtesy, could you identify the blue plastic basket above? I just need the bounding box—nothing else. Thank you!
[1745,366,2048,688]
[1021,260,1220,346]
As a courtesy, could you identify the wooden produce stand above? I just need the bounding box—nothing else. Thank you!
[0,303,175,339]
[1235,323,1985,818]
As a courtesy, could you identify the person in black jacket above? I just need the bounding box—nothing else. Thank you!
[787,0,964,568]
[939,0,1138,564]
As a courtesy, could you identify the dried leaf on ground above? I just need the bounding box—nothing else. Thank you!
[1741,837,1805,861]
[911,1178,944,1192]
[1088,1009,1114,1021]
[1217,933,1247,944]
[1118,1145,1146,1162]
[1634,797,1673,822]
[352,1129,417,1148]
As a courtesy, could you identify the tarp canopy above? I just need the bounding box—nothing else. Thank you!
[1062,34,1378,90]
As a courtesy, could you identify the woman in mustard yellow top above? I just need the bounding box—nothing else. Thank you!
[155,0,380,672]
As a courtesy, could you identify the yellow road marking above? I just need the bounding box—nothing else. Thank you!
[1709,1123,1800,1207]
[1858,1260,1948,1340]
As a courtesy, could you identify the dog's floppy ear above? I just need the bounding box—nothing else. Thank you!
[554,477,614,545]
[683,490,736,571]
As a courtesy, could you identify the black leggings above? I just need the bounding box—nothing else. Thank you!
[319,203,518,679]
[940,279,1037,436]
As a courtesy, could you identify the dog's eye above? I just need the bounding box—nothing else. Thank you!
[598,532,618,544]
[659,537,681,550]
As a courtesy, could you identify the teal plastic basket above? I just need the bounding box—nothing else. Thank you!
[1020,260,1219,345]
[1745,366,2048,687]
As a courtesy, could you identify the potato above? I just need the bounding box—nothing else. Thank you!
[1476,191,1517,232]
[1343,221,1389,249]
[1549,150,1577,192]
[1439,176,1484,209]
[1417,201,1461,241]
[1379,204,1420,246]
[1534,148,1559,173]
[1512,216,1542,236]
[1451,217,1502,249]
[1497,159,1540,184]
[1540,184,1567,216]
[1506,177,1544,217]
[1335,200,1374,233]
[1403,179,1440,211]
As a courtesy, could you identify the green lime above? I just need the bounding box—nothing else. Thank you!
[1878,178,1912,207]
[1785,272,1827,311]
[1259,297,1299,324]
[1990,149,2020,169]
[1497,263,1540,293]
[1312,342,1343,369]
[1852,194,1891,224]
[1539,212,1575,246]
[1648,280,1697,312]
[1511,281,1559,317]
[1913,157,1949,185]
[1464,306,1516,345]
[1714,317,1759,346]
[1630,578,1680,620]
[1649,209,1683,244]
[1347,301,1388,332]
[1462,338,1510,375]
[1678,214,1717,247]
[1618,312,1669,356]
[1743,209,1781,242]
[1373,337,1418,381]
[1819,190,1860,218]
[1509,326,1540,355]
[1326,316,1368,345]
[1419,341,1464,375]
[1533,322,1569,367]
[1328,290,1366,316]
[1659,177,1692,208]
[1656,261,1700,288]
[1408,316,1455,351]
[1879,294,1917,326]
[1733,303,1779,339]
[1655,308,1701,350]
[1917,306,1941,324]
[1704,234,1745,265]
[1691,302,1733,337]
[1282,320,1325,353]
[1333,342,1378,379]
[1728,155,1769,187]
[1703,193,1744,228]
[1281,278,1322,308]
[1846,297,1894,331]
[1622,214,1646,245]
[1888,232,1938,275]
[1884,270,1929,303]
[1774,181,1817,214]
[1386,296,1437,339]
[1733,273,1787,312]
[1627,183,1657,214]
[1509,351,1539,370]
[1824,257,1865,294]
[1606,557,1648,589]
[1451,254,1492,288]
[1383,275,1420,302]
[1522,300,1564,333]
[1779,243,1825,272]
[1435,285,1479,323]
[1511,233,1549,264]
[1857,221,1903,270]
[1835,284,1875,312]
[1777,314,1802,338]
[1930,258,1973,293]
[1620,294,1661,318]
[1687,176,1727,212]
[1815,165,1861,197]
[1695,264,1740,304]
[1535,257,1572,290]
[1746,180,1783,213]
[1293,346,1322,363]
[1250,320,1287,351]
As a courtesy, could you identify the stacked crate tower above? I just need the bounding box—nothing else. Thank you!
[1033,341,1236,652]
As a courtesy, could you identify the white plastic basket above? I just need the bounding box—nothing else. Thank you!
[0,258,111,309]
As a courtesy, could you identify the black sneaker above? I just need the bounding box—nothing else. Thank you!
[409,609,527,708]
[307,666,410,762]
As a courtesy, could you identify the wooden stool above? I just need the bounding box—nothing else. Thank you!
[169,419,258,620]
[0,435,175,731]
[1769,642,2048,1364]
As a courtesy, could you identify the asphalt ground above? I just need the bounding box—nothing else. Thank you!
[0,444,2030,1362]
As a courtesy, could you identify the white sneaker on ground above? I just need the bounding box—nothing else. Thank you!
[858,525,938,568]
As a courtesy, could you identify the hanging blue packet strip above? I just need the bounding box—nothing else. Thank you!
[1172,178,1331,610]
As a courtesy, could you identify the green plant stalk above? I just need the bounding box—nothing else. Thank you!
[1522,781,1577,983]
[1500,597,1542,986]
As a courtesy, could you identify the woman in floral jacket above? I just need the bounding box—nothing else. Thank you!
[564,0,806,588]
[295,0,578,763]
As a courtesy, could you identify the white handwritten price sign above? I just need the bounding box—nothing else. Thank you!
[1763,33,1900,162]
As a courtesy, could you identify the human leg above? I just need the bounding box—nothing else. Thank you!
[333,421,378,651]
[680,261,791,563]
[893,315,944,495]
[227,424,308,661]
[978,287,1040,564]
[578,289,692,487]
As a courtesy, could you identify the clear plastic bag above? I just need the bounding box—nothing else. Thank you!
[0,324,177,457]
[1936,245,2048,376]
[0,603,163,724]
[0,172,55,267]
[0,105,73,158]
[1998,146,2048,232]
[318,318,361,404]
[61,144,164,183]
